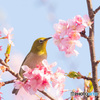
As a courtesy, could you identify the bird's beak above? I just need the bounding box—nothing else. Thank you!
[44,37,52,41]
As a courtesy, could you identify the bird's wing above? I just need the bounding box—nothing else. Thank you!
[19,52,30,77]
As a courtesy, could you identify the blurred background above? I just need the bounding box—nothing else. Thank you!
[0,0,100,100]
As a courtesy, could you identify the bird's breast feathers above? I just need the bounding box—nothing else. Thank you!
[22,52,47,69]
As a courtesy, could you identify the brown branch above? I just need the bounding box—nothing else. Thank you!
[3,80,14,86]
[0,58,22,81]
[86,0,100,99]
[77,72,92,80]
[94,6,100,14]
[95,60,100,65]
[80,30,88,39]
[0,58,9,68]
[38,90,55,100]
[81,75,92,81]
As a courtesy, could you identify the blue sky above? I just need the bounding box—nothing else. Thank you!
[0,0,100,100]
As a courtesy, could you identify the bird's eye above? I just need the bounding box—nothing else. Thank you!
[39,39,43,43]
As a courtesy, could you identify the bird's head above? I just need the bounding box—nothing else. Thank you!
[30,37,52,55]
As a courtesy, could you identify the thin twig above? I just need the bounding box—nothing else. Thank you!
[0,58,9,68]
[94,6,100,14]
[0,58,22,81]
[95,60,100,65]
[38,90,55,100]
[3,80,14,86]
[80,30,88,39]
[78,72,92,81]
[81,75,92,81]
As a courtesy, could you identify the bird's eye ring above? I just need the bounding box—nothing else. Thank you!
[39,39,43,43]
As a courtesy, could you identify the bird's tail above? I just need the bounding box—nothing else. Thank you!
[12,88,19,95]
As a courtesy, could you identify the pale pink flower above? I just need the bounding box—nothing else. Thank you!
[68,31,80,40]
[0,46,2,51]
[61,37,75,48]
[42,59,57,70]
[67,19,85,33]
[53,34,65,51]
[53,67,65,84]
[74,15,83,25]
[0,92,3,100]
[83,15,93,28]
[22,65,33,79]
[41,59,57,80]
[74,40,82,47]
[0,31,1,37]
[14,80,24,89]
[89,96,95,100]
[54,20,69,36]
[73,50,79,56]
[0,32,2,50]
[74,88,83,100]
[23,80,36,94]
[32,70,44,85]
[52,67,65,95]
[38,77,50,91]
[3,27,14,46]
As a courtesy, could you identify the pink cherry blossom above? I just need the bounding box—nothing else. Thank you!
[74,15,83,25]
[19,60,55,94]
[38,77,51,91]
[0,92,3,100]
[3,27,14,46]
[22,65,33,79]
[14,80,24,89]
[68,31,80,40]
[54,20,69,37]
[0,46,2,51]
[0,31,1,37]
[61,37,82,56]
[52,67,65,95]
[53,15,91,56]
[53,34,65,51]
[67,19,85,33]
[73,88,83,100]
[83,15,93,28]
[89,96,95,100]
[14,60,66,97]
[24,81,36,94]
[0,32,2,51]
[42,59,57,70]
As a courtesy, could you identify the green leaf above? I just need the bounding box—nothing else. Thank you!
[67,71,81,79]
[6,44,11,55]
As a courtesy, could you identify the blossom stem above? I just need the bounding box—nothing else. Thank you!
[3,80,15,86]
[94,6,100,15]
[38,90,55,100]
[80,30,88,39]
[81,75,92,80]
[0,37,7,39]
[95,60,100,65]
[0,58,23,81]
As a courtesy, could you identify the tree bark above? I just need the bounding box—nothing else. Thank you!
[86,0,100,99]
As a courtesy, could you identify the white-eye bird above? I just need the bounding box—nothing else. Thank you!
[12,37,52,95]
